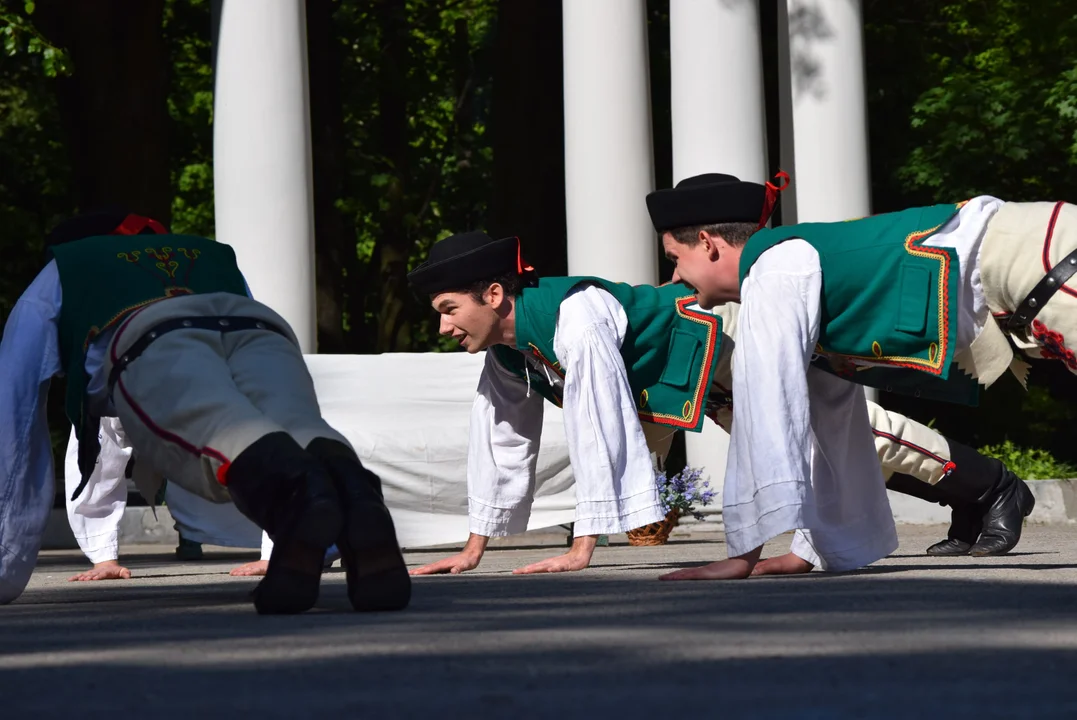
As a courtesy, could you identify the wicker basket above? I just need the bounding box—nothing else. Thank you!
[626,510,679,546]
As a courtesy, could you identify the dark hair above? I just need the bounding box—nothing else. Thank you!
[465,271,529,304]
[668,221,757,249]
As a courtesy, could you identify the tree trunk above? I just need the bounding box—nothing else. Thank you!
[488,0,567,277]
[36,0,171,226]
[307,0,354,353]
[372,0,412,353]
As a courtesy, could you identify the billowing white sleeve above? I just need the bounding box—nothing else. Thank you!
[467,351,545,536]
[261,531,273,561]
[64,418,131,565]
[553,285,665,536]
[722,240,822,558]
[0,262,64,603]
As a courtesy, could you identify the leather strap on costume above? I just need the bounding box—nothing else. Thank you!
[107,315,290,395]
[757,170,791,230]
[1005,203,1077,332]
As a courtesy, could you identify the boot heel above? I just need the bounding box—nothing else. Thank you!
[253,482,343,615]
[339,491,411,612]
[1018,482,1036,518]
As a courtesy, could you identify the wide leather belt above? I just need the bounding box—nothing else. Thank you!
[107,314,290,394]
[66,315,291,503]
[1004,246,1077,333]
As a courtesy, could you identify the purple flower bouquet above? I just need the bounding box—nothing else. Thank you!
[657,467,716,521]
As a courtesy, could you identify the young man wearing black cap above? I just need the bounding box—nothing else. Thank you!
[647,174,1049,579]
[707,300,1030,567]
[405,230,1006,575]
[407,231,727,575]
[0,210,409,613]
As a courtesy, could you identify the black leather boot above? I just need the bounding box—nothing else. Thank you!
[885,473,981,555]
[307,438,410,612]
[934,441,1035,557]
[227,432,343,614]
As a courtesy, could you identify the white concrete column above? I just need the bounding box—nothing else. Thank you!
[671,0,767,182]
[213,0,317,351]
[669,0,768,501]
[778,0,870,224]
[779,0,877,401]
[562,0,656,285]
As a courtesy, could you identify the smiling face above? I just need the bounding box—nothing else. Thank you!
[661,231,739,308]
[431,283,508,353]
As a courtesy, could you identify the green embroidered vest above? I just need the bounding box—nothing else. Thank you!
[51,234,249,446]
[738,202,980,404]
[489,277,723,431]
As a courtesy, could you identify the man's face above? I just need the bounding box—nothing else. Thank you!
[431,288,502,353]
[662,231,740,309]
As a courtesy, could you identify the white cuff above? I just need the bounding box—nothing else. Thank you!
[573,495,667,536]
[468,496,534,537]
[789,529,822,569]
[82,542,120,565]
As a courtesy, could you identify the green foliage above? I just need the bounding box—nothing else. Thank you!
[978,439,1077,480]
[894,0,1077,201]
[332,0,497,351]
[0,15,70,321]
[865,1,1077,462]
[0,0,69,76]
[163,0,215,237]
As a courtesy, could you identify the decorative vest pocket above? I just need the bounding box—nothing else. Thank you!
[659,330,701,388]
[895,264,930,335]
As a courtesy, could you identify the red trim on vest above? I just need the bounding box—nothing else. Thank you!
[636,296,720,430]
[216,461,232,486]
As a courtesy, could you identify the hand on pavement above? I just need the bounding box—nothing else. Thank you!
[409,551,481,576]
[512,550,591,575]
[230,560,269,577]
[68,560,132,582]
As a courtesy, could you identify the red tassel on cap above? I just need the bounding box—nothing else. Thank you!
[757,170,791,230]
[113,214,168,236]
[516,237,534,274]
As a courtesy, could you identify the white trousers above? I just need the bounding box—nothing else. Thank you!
[982,201,1077,373]
[108,293,348,504]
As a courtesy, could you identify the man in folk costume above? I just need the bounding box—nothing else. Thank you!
[0,209,409,613]
[406,231,727,574]
[649,172,1045,580]
[706,301,1031,561]
[405,232,1021,576]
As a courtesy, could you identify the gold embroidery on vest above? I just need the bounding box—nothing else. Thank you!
[144,247,179,278]
[814,208,964,376]
[636,296,720,429]
[872,341,883,358]
[116,245,203,290]
[639,388,649,408]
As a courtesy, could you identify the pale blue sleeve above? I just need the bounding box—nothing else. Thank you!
[0,263,63,603]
